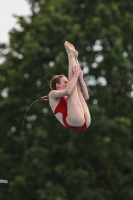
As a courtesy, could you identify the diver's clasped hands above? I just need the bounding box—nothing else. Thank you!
[73,65,83,77]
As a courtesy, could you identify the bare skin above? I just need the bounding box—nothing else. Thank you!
[64,41,91,127]
[49,41,91,128]
[64,41,89,100]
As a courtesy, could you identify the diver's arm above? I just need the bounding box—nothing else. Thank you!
[49,66,81,98]
[79,71,89,100]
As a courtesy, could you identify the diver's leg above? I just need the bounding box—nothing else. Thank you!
[64,41,91,127]
[76,80,91,127]
[64,41,85,126]
[64,41,78,80]
[68,42,89,100]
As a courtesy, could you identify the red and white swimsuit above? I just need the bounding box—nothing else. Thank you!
[54,97,87,130]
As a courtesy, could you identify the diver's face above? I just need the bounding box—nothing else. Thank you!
[57,77,68,90]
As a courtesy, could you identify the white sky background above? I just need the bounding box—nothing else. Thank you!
[0,0,108,89]
[0,0,31,43]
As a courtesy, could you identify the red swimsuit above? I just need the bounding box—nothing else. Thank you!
[54,97,87,130]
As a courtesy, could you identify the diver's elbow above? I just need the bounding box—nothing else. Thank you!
[65,89,71,96]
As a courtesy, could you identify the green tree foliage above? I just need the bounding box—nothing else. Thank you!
[0,0,133,199]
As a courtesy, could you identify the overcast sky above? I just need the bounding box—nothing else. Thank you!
[0,0,31,43]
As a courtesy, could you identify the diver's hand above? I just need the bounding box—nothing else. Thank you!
[73,65,81,76]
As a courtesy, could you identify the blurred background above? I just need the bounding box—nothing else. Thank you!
[0,0,133,199]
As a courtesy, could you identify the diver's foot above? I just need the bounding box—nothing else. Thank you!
[67,41,75,50]
[64,41,78,57]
